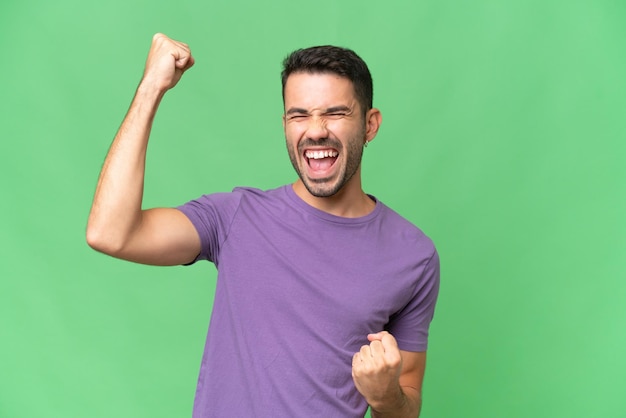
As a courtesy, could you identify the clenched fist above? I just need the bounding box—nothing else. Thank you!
[352,331,405,411]
[141,33,195,93]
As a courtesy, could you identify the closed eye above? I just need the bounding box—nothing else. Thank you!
[324,106,352,118]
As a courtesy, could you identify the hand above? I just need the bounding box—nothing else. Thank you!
[352,331,405,411]
[141,33,195,93]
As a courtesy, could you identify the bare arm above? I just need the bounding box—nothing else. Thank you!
[369,350,425,418]
[86,33,200,266]
[353,332,426,417]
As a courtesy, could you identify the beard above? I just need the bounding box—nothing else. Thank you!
[286,127,366,198]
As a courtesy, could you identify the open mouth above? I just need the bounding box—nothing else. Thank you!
[305,149,339,173]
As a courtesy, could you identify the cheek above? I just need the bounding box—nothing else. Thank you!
[332,121,361,139]
[284,127,301,151]
[285,125,307,146]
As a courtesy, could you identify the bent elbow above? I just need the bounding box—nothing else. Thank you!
[85,224,125,256]
[86,226,103,252]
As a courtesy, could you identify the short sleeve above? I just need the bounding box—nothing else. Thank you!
[177,191,243,265]
[386,249,440,352]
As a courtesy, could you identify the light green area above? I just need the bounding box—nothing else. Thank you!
[1,1,624,417]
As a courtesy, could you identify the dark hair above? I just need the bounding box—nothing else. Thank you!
[281,45,373,114]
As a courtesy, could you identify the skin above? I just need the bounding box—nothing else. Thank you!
[86,33,200,266]
[87,33,427,417]
[283,72,380,218]
[353,332,426,417]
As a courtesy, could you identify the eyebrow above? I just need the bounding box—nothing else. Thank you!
[285,107,309,115]
[285,105,352,115]
[324,105,351,114]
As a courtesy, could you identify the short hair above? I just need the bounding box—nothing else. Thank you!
[281,45,373,114]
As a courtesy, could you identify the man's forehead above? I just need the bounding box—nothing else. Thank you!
[284,72,357,101]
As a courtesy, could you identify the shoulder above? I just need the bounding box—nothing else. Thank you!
[376,201,437,257]
[232,185,285,200]
[181,185,285,209]
[179,185,294,224]
[178,190,243,216]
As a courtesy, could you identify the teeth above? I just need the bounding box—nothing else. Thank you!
[305,150,338,159]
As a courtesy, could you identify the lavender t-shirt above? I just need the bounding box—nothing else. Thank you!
[178,185,439,418]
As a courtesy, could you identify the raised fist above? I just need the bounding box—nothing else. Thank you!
[141,33,195,92]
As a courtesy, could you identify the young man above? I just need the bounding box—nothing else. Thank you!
[87,33,439,418]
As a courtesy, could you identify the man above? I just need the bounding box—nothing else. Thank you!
[87,33,439,417]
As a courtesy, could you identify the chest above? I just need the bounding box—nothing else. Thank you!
[215,211,416,347]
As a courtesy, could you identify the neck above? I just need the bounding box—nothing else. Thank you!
[292,176,375,218]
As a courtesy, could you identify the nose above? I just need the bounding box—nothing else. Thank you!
[305,116,329,141]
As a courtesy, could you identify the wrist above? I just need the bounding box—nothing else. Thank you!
[369,386,408,415]
[136,79,168,102]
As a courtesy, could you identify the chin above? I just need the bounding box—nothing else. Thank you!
[302,180,343,198]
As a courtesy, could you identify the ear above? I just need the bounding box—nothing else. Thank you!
[364,108,382,142]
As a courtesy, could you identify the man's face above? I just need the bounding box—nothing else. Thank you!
[283,72,368,198]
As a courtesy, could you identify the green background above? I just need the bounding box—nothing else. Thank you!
[1,1,624,417]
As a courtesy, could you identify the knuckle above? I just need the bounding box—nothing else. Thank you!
[388,354,402,368]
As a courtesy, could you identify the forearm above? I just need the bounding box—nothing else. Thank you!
[86,83,165,253]
[369,386,421,418]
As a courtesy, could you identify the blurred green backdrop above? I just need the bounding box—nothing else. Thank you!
[1,0,624,417]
